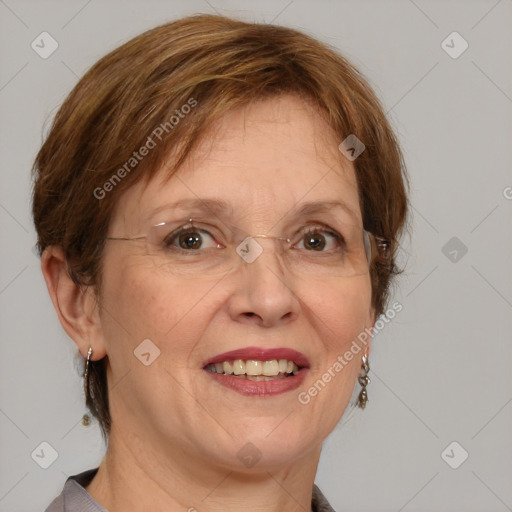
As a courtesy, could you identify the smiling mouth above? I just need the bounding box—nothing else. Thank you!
[204,358,301,381]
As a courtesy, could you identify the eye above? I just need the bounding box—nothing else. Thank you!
[163,226,220,251]
[294,225,344,252]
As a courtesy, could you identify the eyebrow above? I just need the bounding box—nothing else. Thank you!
[146,198,232,221]
[291,200,360,223]
[146,198,359,224]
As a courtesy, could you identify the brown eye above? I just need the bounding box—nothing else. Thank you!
[163,227,219,252]
[303,232,326,251]
[295,226,343,252]
[178,232,203,250]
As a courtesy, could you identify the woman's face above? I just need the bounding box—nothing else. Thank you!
[98,94,375,471]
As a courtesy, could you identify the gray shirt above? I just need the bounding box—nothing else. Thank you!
[44,468,336,512]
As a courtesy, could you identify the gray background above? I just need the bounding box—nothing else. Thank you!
[1,0,511,511]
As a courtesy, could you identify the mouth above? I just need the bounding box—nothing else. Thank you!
[201,347,309,395]
[204,359,301,380]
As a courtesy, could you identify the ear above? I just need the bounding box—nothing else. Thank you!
[40,246,107,361]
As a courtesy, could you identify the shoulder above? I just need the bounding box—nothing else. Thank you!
[312,483,336,512]
[44,491,64,512]
[43,468,105,512]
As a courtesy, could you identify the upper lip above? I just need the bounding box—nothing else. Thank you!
[202,346,310,369]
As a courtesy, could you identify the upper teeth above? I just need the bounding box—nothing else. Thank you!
[206,359,300,376]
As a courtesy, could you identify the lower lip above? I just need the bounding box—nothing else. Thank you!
[203,369,308,396]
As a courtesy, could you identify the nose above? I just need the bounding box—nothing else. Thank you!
[226,236,301,328]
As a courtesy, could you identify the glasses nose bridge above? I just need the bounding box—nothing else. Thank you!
[249,234,290,254]
[234,233,290,265]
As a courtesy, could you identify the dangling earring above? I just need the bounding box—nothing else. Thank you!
[83,347,93,398]
[357,351,370,409]
[82,347,93,426]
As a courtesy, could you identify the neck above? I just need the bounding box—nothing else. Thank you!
[86,423,321,512]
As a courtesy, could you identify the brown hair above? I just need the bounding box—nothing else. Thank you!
[32,13,409,440]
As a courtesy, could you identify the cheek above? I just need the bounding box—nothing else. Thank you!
[303,276,373,348]
[98,264,221,422]
[100,259,219,358]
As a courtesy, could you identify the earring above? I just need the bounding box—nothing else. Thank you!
[357,352,370,409]
[83,347,93,401]
[81,347,93,426]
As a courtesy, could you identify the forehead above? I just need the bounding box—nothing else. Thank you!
[111,94,362,231]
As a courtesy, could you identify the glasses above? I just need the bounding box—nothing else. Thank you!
[105,218,389,278]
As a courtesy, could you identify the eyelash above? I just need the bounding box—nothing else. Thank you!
[162,222,346,251]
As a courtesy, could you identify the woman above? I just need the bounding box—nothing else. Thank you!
[33,13,408,512]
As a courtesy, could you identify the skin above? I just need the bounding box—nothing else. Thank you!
[42,94,375,512]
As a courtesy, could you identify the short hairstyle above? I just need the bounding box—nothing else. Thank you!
[32,14,409,440]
